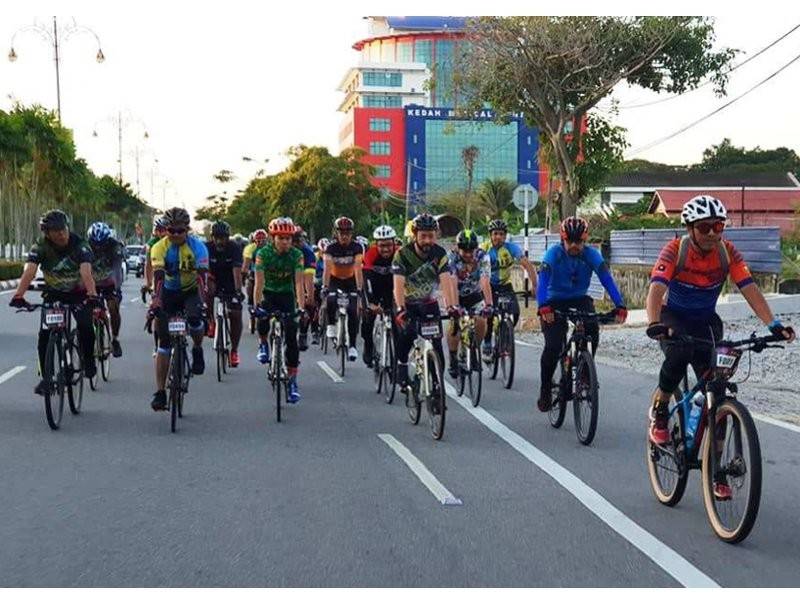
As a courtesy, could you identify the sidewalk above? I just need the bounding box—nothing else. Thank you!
[625,293,800,326]
[0,278,21,291]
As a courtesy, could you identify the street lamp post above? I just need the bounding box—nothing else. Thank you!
[92,111,150,186]
[8,17,105,121]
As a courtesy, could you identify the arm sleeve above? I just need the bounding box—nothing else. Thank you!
[725,241,755,289]
[508,242,523,260]
[150,241,165,270]
[537,264,551,306]
[26,243,42,264]
[596,264,624,307]
[254,248,265,272]
[650,239,679,285]
[194,238,209,270]
[391,251,406,276]
[231,244,243,268]
[78,242,94,265]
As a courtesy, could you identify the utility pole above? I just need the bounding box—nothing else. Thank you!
[117,110,123,185]
[404,160,412,224]
[52,17,61,120]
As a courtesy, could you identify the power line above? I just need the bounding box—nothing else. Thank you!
[616,23,800,110]
[627,49,800,157]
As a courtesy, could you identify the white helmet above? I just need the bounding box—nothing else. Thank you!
[681,195,728,225]
[373,225,397,241]
[317,237,330,252]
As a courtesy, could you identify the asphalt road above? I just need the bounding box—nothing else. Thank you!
[1,278,799,587]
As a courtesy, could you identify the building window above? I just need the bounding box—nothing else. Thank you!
[370,141,391,156]
[374,165,391,179]
[363,95,403,108]
[397,41,412,62]
[363,71,402,87]
[413,181,418,191]
[413,134,418,144]
[527,135,532,146]
[527,160,532,169]
[381,40,395,63]
[414,39,432,67]
[369,118,391,132]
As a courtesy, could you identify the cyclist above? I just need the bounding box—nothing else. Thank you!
[536,217,627,411]
[645,196,795,498]
[142,215,167,301]
[87,221,126,357]
[148,207,210,411]
[392,213,458,391]
[480,219,538,359]
[205,220,244,367]
[446,229,494,379]
[310,237,330,345]
[361,224,398,366]
[356,235,370,253]
[292,226,318,351]
[254,217,306,403]
[242,229,268,309]
[10,210,99,393]
[322,216,365,362]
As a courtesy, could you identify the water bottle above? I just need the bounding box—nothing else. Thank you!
[685,392,704,441]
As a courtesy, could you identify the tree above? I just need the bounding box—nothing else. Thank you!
[476,178,515,221]
[461,145,480,227]
[457,17,736,216]
[694,138,800,175]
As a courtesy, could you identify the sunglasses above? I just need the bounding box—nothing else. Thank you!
[694,221,725,235]
[167,227,187,235]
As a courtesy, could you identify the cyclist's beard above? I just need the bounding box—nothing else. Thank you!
[415,241,433,255]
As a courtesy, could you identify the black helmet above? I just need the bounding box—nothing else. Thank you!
[211,220,231,238]
[411,213,438,233]
[39,209,69,232]
[560,216,589,242]
[163,207,191,228]
[456,229,479,250]
[487,219,508,233]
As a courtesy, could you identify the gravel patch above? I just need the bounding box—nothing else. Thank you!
[519,312,800,426]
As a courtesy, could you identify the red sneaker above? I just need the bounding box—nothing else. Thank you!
[648,408,670,446]
[230,350,240,368]
[713,482,733,501]
[206,320,216,339]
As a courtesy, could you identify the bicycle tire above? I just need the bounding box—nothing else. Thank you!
[373,322,383,393]
[701,398,762,544]
[67,329,83,415]
[216,314,224,382]
[384,332,396,404]
[100,318,112,382]
[406,376,421,425]
[338,318,346,377]
[549,358,568,428]
[43,333,65,430]
[469,341,482,408]
[456,345,466,397]
[573,350,598,445]
[320,309,329,355]
[274,336,283,423]
[170,344,182,433]
[222,311,229,374]
[500,320,515,389]
[646,398,689,507]
[89,322,100,391]
[490,321,500,380]
[425,350,446,440]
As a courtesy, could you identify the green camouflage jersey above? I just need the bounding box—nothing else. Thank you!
[27,233,93,293]
[254,243,303,296]
[90,239,125,284]
[391,243,449,303]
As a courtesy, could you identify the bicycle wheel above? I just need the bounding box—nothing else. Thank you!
[384,332,396,404]
[573,350,599,445]
[406,375,421,425]
[274,338,283,423]
[456,345,466,397]
[490,322,500,380]
[425,350,446,440]
[89,322,101,391]
[373,324,383,393]
[646,399,689,507]
[100,318,112,382]
[701,399,762,544]
[222,313,229,374]
[169,345,182,433]
[469,342,483,408]
[338,318,346,377]
[66,329,83,415]
[500,321,515,389]
[320,310,329,355]
[216,314,224,382]
[549,358,568,429]
[42,333,65,430]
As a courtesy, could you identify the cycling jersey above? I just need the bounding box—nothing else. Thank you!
[206,240,243,293]
[324,241,362,280]
[254,243,303,296]
[392,243,449,304]
[448,249,490,300]
[243,242,259,271]
[27,233,93,293]
[150,235,209,292]
[314,250,325,283]
[537,244,623,307]
[651,237,753,318]
[90,239,125,286]
[481,241,523,287]
[363,244,395,305]
[146,235,161,252]
[297,242,317,275]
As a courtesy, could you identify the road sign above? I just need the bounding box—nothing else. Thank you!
[512,184,539,211]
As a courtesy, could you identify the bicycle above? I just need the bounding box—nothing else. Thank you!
[212,294,232,382]
[327,289,354,378]
[646,332,786,544]
[147,310,192,433]
[488,293,516,389]
[256,307,295,423]
[371,307,396,404]
[89,292,114,390]
[403,312,448,441]
[547,309,616,446]
[16,298,85,430]
[454,307,485,407]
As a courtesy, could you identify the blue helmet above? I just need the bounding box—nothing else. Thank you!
[87,221,112,244]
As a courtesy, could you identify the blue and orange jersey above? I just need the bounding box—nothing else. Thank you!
[150,235,209,292]
[650,237,754,317]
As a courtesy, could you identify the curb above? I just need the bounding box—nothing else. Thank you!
[0,278,21,291]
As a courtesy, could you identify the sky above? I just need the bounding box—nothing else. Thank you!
[2,3,799,219]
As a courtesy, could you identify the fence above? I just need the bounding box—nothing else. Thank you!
[608,227,782,274]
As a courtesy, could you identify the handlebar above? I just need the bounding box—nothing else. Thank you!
[553,308,617,325]
[667,332,786,352]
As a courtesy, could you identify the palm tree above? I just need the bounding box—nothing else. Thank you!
[477,178,516,221]
[461,145,480,227]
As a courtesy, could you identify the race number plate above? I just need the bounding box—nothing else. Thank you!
[168,319,187,334]
[420,322,442,338]
[337,296,350,307]
[716,353,736,369]
[44,310,65,326]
